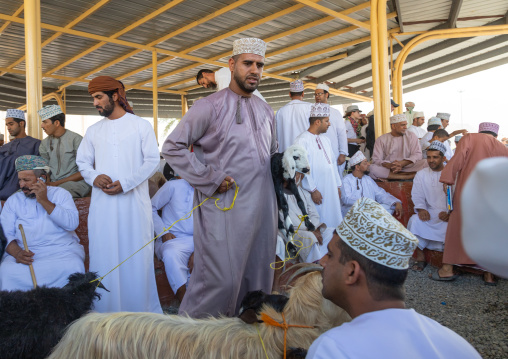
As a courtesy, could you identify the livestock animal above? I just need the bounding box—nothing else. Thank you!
[0,224,6,259]
[48,265,351,359]
[0,272,107,359]
[271,145,315,237]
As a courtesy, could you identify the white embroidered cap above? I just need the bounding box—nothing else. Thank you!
[316,83,329,92]
[436,112,451,121]
[232,38,266,57]
[6,109,25,121]
[349,151,366,167]
[413,111,424,118]
[428,117,442,126]
[338,198,418,270]
[310,103,330,117]
[290,79,304,92]
[390,114,407,124]
[427,140,447,156]
[38,105,63,121]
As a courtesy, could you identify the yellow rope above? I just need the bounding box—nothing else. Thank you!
[90,181,239,286]
[255,322,270,359]
[270,214,315,270]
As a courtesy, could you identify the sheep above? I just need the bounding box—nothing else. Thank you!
[0,272,107,359]
[271,145,315,238]
[0,224,6,259]
[48,265,351,359]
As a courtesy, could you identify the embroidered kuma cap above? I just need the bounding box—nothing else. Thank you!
[390,114,406,124]
[310,103,330,117]
[6,109,25,121]
[290,79,304,92]
[316,83,329,92]
[413,111,424,118]
[428,141,446,156]
[337,198,418,270]
[436,112,450,121]
[15,155,50,172]
[349,151,366,167]
[232,38,266,57]
[428,117,442,126]
[478,122,499,135]
[38,104,63,121]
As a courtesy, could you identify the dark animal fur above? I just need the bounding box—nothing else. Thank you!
[0,224,6,260]
[0,272,105,359]
[238,290,289,324]
[286,347,308,358]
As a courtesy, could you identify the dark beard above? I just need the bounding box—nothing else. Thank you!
[233,72,258,93]
[21,187,35,198]
[97,97,115,117]
[209,82,217,90]
[364,170,370,176]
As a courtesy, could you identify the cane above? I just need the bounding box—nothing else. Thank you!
[18,224,37,288]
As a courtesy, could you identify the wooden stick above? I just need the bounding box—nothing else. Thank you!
[18,224,37,288]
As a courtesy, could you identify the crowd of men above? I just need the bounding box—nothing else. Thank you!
[1,36,506,357]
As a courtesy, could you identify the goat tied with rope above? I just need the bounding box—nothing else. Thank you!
[48,264,350,359]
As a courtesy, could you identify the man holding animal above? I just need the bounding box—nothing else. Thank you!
[76,76,162,313]
[0,155,85,291]
[294,103,343,228]
[163,38,277,318]
[307,198,481,358]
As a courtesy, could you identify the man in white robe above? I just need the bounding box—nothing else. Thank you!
[77,76,162,313]
[275,80,312,153]
[151,178,194,302]
[196,68,266,102]
[341,151,402,218]
[406,111,427,139]
[408,141,449,272]
[163,38,277,318]
[295,103,342,228]
[0,155,84,291]
[314,84,348,177]
[436,112,468,161]
[307,198,481,359]
[404,101,416,123]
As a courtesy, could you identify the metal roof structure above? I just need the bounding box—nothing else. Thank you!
[1,0,508,121]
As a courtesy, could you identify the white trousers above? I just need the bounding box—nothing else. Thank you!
[415,234,445,252]
[155,236,194,293]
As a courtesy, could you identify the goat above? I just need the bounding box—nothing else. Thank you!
[0,272,107,359]
[271,145,315,237]
[48,265,350,359]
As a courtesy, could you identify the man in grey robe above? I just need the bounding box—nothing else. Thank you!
[0,109,40,200]
[163,37,277,318]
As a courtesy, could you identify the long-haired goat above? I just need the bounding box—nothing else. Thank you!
[271,145,315,236]
[48,266,350,359]
[0,272,106,359]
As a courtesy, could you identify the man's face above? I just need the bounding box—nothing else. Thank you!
[415,117,425,127]
[314,90,328,104]
[427,150,445,170]
[391,104,395,112]
[441,119,449,128]
[318,117,330,134]
[91,91,115,117]
[5,118,23,137]
[41,119,57,136]
[18,170,38,198]
[198,73,217,90]
[391,121,407,135]
[320,234,346,305]
[358,159,370,174]
[360,115,368,126]
[230,53,264,93]
[350,110,362,120]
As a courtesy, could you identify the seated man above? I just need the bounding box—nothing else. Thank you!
[370,114,427,180]
[151,177,194,302]
[0,155,85,291]
[0,109,40,200]
[341,151,402,217]
[408,141,449,273]
[422,129,450,159]
[278,171,335,264]
[38,105,91,198]
[307,198,481,359]
[406,111,426,139]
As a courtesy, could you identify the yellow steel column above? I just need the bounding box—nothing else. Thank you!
[181,95,188,118]
[377,0,391,134]
[370,0,383,138]
[24,0,43,139]
[152,51,158,139]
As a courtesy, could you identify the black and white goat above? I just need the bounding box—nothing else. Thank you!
[0,272,107,359]
[271,145,315,237]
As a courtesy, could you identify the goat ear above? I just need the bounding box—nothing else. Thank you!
[238,308,260,324]
[282,151,296,180]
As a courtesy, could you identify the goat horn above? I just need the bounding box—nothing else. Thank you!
[285,264,323,289]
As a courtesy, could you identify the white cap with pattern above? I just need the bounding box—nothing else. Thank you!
[436,112,450,121]
[349,151,366,167]
[232,38,266,57]
[6,109,25,121]
[38,105,63,121]
[310,103,330,117]
[290,79,304,92]
[338,198,418,270]
[413,111,424,118]
[390,114,407,124]
[316,83,329,92]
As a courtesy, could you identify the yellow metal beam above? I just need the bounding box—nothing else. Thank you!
[294,0,370,30]
[266,53,348,76]
[0,4,23,35]
[17,92,63,111]
[56,0,252,90]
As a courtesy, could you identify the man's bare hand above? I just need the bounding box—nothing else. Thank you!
[311,190,323,205]
[217,176,235,194]
[394,202,403,217]
[103,180,123,195]
[356,138,366,144]
[337,154,346,166]
[417,209,430,221]
[94,174,113,189]
[438,211,450,222]
[313,229,323,245]
[29,179,49,203]
[162,232,176,243]
[15,248,34,265]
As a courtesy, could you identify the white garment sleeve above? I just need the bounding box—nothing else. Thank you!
[0,199,17,245]
[47,189,79,231]
[215,67,231,91]
[118,122,160,193]
[307,334,348,359]
[337,119,348,156]
[151,182,174,236]
[76,127,100,187]
[411,172,427,210]
[341,177,361,207]
[371,177,400,207]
